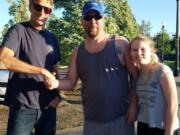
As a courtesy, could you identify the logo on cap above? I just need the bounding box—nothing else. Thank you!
[87,2,98,7]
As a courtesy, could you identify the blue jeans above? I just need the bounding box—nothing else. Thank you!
[6,105,56,135]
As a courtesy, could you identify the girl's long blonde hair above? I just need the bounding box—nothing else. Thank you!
[130,35,159,80]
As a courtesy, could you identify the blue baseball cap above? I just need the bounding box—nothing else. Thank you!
[82,1,104,15]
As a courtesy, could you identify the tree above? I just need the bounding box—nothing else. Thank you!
[1,19,15,39]
[50,0,139,64]
[153,31,174,60]
[139,20,152,37]
[47,1,84,64]
[104,0,139,40]
[1,0,29,38]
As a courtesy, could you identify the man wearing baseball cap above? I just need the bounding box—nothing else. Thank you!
[44,1,138,135]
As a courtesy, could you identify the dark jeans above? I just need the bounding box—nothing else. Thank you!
[6,105,56,135]
[137,122,164,135]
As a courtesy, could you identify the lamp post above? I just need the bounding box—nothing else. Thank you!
[161,21,165,62]
[174,0,179,76]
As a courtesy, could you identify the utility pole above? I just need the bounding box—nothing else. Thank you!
[161,21,165,62]
[174,0,180,76]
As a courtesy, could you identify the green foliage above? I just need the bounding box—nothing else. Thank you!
[7,0,29,23]
[104,16,120,34]
[153,31,174,55]
[163,60,175,71]
[1,20,14,38]
[104,0,139,40]
[47,0,85,64]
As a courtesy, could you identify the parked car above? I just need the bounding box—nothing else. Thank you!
[0,70,9,102]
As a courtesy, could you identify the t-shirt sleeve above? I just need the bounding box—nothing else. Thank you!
[1,24,21,53]
[157,64,173,80]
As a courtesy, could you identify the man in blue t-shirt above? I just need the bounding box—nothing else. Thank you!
[0,0,61,135]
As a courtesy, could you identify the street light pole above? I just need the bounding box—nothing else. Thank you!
[161,21,165,62]
[174,0,179,76]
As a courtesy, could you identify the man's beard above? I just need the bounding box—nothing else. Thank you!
[87,26,99,38]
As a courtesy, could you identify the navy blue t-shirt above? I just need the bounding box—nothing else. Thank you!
[2,22,61,109]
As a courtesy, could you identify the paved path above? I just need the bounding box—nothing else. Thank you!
[56,126,83,135]
[175,76,180,118]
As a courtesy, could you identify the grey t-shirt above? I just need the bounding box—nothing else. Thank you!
[136,63,179,129]
[2,22,61,109]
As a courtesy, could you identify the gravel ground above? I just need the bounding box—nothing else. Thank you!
[0,91,83,135]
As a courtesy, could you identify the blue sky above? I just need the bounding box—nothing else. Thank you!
[0,0,11,35]
[128,0,176,37]
[0,0,177,37]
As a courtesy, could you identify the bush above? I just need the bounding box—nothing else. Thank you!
[164,53,176,60]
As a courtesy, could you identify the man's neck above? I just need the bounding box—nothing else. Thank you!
[85,32,110,53]
[29,21,45,31]
[86,32,109,43]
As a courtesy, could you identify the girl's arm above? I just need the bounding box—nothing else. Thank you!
[160,72,178,135]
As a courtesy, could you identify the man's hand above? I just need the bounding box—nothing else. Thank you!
[44,74,59,90]
[41,68,59,90]
[126,101,138,124]
[41,68,56,80]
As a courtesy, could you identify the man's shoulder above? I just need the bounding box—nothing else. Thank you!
[114,35,129,49]
[3,22,27,39]
[7,22,24,32]
[115,35,128,41]
[13,22,28,29]
[7,22,32,36]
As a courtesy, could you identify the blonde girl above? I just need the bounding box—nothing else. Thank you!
[130,35,179,135]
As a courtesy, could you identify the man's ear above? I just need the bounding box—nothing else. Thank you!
[102,16,105,22]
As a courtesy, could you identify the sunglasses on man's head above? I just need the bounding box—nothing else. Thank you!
[32,3,52,14]
[83,15,103,21]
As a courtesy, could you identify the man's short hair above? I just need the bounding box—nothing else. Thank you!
[29,0,54,6]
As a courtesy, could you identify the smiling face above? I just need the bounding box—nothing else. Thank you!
[81,10,104,38]
[29,0,53,30]
[130,40,152,66]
